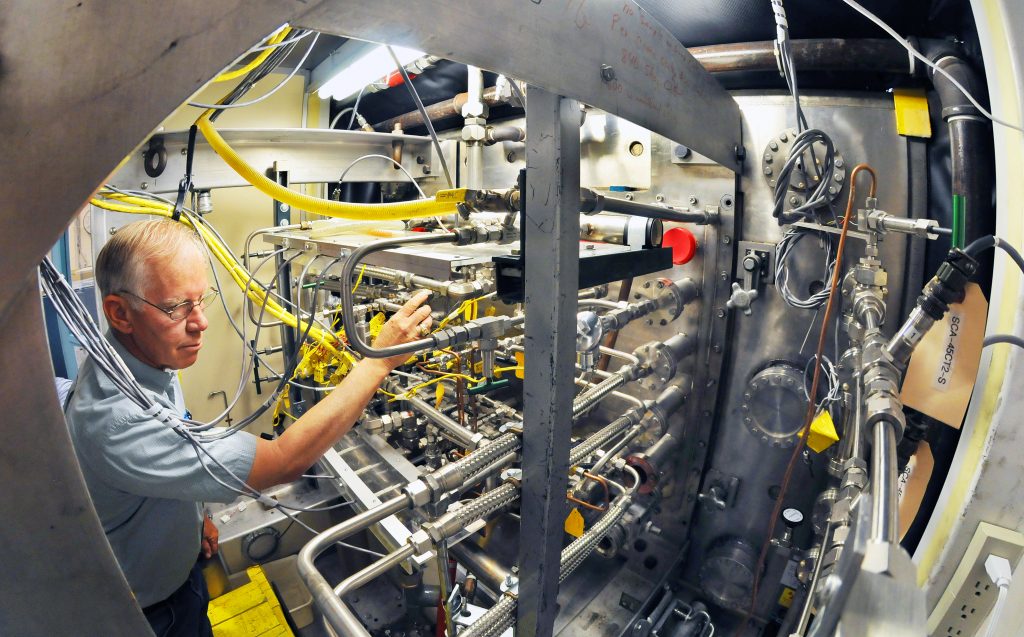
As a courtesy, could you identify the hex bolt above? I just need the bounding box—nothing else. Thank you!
[790,196,799,205]
[780,132,789,143]
[828,186,838,195]
[764,154,773,163]
[764,167,773,176]
[834,173,844,182]
[769,141,779,151]
[835,157,845,168]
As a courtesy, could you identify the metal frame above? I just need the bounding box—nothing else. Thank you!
[15,2,968,636]
[517,86,583,637]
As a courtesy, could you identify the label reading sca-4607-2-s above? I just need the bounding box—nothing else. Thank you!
[932,310,962,392]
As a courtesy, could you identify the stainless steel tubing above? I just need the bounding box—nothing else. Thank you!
[297,494,411,637]
[333,543,417,599]
[404,395,482,450]
[572,370,630,416]
[460,495,634,637]
[569,408,644,465]
[583,188,713,225]
[449,542,512,592]
[429,432,520,492]
[590,423,645,474]
[870,421,899,544]
[573,376,644,409]
[340,233,457,358]
[300,435,520,636]
[792,523,832,637]
[598,345,640,366]
[578,298,625,311]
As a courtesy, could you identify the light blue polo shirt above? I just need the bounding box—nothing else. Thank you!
[65,333,256,607]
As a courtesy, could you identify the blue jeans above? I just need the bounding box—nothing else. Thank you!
[143,562,213,637]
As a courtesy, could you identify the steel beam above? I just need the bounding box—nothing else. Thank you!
[298,0,743,171]
[516,87,581,637]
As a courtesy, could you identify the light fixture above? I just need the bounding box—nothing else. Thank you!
[317,44,425,101]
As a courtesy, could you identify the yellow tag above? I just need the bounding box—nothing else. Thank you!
[435,188,469,203]
[368,312,387,338]
[800,410,840,453]
[514,351,525,379]
[474,361,484,376]
[892,88,932,138]
[778,587,795,608]
[435,383,445,409]
[564,508,585,537]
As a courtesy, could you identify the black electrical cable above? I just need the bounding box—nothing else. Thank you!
[984,334,1024,350]
[964,236,1024,281]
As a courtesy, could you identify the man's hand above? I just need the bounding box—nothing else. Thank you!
[201,515,219,559]
[372,290,433,370]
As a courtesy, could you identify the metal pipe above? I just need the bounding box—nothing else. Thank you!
[339,233,456,358]
[792,524,832,637]
[870,421,899,544]
[590,423,646,474]
[688,38,913,75]
[298,494,412,637]
[373,87,504,133]
[449,542,512,593]
[334,543,416,598]
[404,394,483,449]
[578,299,624,311]
[590,189,714,225]
[573,376,644,409]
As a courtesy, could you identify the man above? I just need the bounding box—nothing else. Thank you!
[65,219,432,636]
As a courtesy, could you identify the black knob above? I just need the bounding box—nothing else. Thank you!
[782,507,805,529]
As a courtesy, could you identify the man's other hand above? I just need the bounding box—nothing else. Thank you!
[372,290,433,370]
[201,516,219,559]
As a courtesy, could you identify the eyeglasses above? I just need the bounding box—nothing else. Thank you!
[118,289,219,322]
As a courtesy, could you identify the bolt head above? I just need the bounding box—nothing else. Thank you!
[600,64,616,81]
[769,141,779,151]
[688,196,698,205]
[716,309,726,318]
[763,167,773,176]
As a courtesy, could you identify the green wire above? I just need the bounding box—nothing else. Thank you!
[952,194,966,249]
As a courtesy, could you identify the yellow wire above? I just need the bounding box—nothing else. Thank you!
[90,195,343,359]
[213,27,291,83]
[351,264,367,294]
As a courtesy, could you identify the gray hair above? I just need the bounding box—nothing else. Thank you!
[95,219,205,300]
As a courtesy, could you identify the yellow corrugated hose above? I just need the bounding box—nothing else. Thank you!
[194,110,467,220]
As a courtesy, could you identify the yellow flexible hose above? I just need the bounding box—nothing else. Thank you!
[213,27,292,83]
[194,111,468,220]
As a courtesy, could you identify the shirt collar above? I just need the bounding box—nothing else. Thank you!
[106,330,177,394]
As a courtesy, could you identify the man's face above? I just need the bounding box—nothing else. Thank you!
[119,247,211,370]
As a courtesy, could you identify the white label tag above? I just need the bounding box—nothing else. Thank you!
[931,309,963,392]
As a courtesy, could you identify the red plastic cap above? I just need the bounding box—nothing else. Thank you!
[663,227,698,265]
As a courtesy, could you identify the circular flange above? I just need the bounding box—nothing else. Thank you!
[699,536,758,610]
[639,277,684,327]
[762,128,846,209]
[740,363,807,448]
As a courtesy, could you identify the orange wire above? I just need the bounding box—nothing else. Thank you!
[737,164,877,635]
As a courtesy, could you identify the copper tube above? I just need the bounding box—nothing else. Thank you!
[738,164,877,635]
